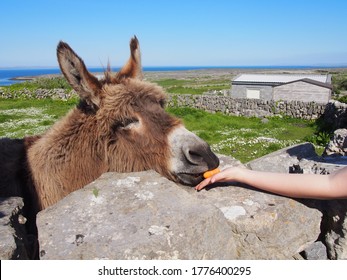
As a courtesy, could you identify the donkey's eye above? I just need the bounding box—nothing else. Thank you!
[122,118,139,128]
[111,117,139,132]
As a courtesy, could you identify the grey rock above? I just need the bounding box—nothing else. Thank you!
[323,128,347,156]
[322,101,347,131]
[194,184,322,259]
[37,171,238,260]
[302,241,328,260]
[37,153,322,260]
[323,200,347,260]
[261,117,269,124]
[246,142,319,173]
[298,157,347,175]
[0,197,28,259]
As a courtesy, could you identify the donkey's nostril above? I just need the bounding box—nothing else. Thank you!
[183,144,219,169]
[186,150,204,165]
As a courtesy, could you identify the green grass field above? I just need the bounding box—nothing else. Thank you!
[0,98,323,163]
[1,74,334,162]
[154,78,230,94]
[167,107,321,162]
[0,99,76,138]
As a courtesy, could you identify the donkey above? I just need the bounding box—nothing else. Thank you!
[9,36,217,215]
[0,38,219,243]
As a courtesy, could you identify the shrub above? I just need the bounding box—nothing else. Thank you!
[338,95,347,104]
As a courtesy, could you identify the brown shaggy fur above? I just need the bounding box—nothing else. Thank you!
[27,79,181,209]
[27,37,205,210]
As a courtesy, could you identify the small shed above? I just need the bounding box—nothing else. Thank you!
[231,73,332,103]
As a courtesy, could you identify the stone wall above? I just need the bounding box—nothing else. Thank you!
[168,94,328,120]
[35,150,323,260]
[0,88,77,100]
[321,100,347,131]
[35,146,347,260]
[2,143,346,260]
[1,87,347,126]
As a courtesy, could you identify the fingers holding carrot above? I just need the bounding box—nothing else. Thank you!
[203,168,220,179]
[196,168,221,191]
[196,167,244,191]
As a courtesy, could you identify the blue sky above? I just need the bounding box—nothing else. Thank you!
[1,0,347,68]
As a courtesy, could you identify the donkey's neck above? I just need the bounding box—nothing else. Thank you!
[27,108,107,208]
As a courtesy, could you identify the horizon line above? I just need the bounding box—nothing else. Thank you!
[1,64,347,70]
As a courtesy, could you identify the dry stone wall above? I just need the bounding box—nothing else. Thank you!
[1,87,347,126]
[167,94,328,120]
[2,144,346,260]
[0,88,76,100]
[36,152,324,260]
[35,146,347,260]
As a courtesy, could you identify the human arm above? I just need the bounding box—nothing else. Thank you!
[195,166,347,200]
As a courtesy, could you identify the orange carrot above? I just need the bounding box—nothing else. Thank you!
[203,168,221,179]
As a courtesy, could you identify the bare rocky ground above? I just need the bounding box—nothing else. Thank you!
[143,68,334,80]
[12,67,345,83]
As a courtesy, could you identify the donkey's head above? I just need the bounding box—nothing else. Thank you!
[57,36,219,185]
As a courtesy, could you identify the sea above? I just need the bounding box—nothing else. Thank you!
[0,67,211,86]
[0,65,344,87]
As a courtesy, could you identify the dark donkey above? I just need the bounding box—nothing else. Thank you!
[0,37,219,249]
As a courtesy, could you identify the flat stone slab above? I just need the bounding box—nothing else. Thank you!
[37,154,322,260]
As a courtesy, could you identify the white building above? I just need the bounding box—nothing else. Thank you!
[231,73,332,103]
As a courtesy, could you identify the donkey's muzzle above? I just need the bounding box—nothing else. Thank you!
[168,125,220,185]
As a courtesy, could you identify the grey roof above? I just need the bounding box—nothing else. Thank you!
[232,73,331,86]
[274,78,332,89]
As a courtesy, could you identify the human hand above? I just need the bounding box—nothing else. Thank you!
[195,166,244,191]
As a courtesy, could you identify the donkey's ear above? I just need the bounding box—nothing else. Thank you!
[116,36,143,80]
[57,41,102,108]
